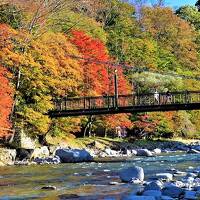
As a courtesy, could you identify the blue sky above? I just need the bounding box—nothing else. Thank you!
[165,0,196,8]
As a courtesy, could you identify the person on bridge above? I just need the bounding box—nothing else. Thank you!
[154,89,159,104]
[165,90,172,104]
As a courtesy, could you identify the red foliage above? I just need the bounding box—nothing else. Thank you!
[0,66,14,137]
[70,30,130,96]
[133,114,158,138]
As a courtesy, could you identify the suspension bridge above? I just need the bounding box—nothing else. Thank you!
[49,91,200,117]
[48,55,200,117]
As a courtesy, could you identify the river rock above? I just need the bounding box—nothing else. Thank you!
[41,185,56,190]
[152,148,162,155]
[55,148,93,163]
[160,196,174,200]
[131,149,137,155]
[87,141,103,149]
[193,145,200,151]
[182,176,194,186]
[194,186,200,191]
[0,148,16,165]
[176,144,189,151]
[187,172,197,177]
[16,148,34,160]
[33,156,60,164]
[10,129,36,149]
[99,152,107,158]
[187,149,200,154]
[109,181,124,185]
[143,190,162,198]
[144,180,163,191]
[31,146,49,159]
[167,181,185,188]
[193,178,200,186]
[58,194,81,199]
[122,195,156,200]
[154,173,173,181]
[173,170,187,177]
[184,190,197,199]
[105,148,118,157]
[136,149,153,157]
[119,166,144,183]
[14,160,29,165]
[122,149,132,157]
[49,145,61,155]
[162,185,184,198]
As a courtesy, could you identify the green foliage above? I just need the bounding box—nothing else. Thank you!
[132,72,184,93]
[0,4,22,29]
[176,6,200,30]
[173,111,196,138]
[49,118,82,137]
[49,9,107,42]
[105,1,142,63]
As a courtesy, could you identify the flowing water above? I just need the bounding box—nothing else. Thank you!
[0,153,200,200]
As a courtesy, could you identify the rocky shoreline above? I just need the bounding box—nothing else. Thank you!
[0,140,200,199]
[119,164,200,200]
[0,139,200,166]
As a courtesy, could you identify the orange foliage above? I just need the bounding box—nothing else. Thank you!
[0,23,16,49]
[104,114,132,130]
[0,66,14,137]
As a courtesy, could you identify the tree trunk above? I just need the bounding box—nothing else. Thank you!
[104,128,107,138]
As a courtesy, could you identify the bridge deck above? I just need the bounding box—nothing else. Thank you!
[49,91,200,117]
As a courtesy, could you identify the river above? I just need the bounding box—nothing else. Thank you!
[0,153,200,199]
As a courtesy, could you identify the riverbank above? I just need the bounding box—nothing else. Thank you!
[0,137,200,199]
[46,136,200,151]
[0,136,200,166]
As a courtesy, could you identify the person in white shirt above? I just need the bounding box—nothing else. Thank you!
[154,90,159,104]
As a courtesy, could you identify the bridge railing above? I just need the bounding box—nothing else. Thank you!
[53,91,200,111]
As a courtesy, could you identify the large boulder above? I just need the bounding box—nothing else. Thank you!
[162,185,184,198]
[144,180,163,191]
[0,148,16,165]
[55,148,93,163]
[31,146,49,159]
[154,173,173,181]
[136,149,153,157]
[16,148,34,160]
[10,129,36,149]
[119,166,144,183]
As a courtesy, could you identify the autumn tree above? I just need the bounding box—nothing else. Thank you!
[132,114,158,139]
[97,114,132,137]
[0,66,14,138]
[141,7,198,71]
